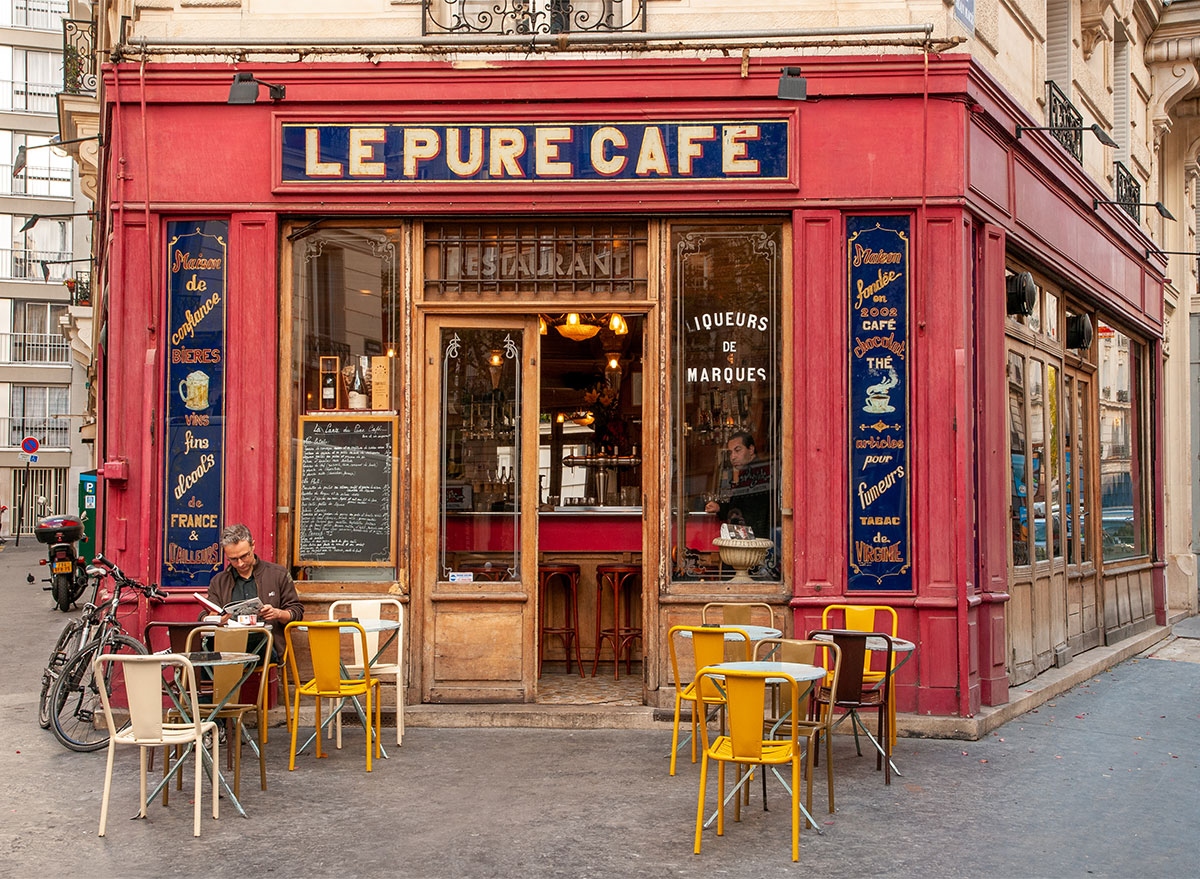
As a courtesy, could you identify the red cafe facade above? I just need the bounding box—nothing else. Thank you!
[91,53,1166,724]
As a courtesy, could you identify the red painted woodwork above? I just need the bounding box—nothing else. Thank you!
[444,513,643,553]
[94,53,1169,718]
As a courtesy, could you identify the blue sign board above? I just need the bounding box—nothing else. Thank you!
[847,216,912,592]
[162,221,226,589]
[281,120,790,184]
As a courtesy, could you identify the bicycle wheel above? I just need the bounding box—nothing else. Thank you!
[39,619,85,729]
[49,633,148,752]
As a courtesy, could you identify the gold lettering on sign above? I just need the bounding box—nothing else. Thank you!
[350,127,386,176]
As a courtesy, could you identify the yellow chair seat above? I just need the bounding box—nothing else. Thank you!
[708,735,794,766]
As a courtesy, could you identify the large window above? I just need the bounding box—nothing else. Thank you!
[1096,321,1147,561]
[5,300,68,362]
[671,222,783,581]
[9,384,69,447]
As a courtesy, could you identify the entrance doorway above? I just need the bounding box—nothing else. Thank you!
[419,311,650,706]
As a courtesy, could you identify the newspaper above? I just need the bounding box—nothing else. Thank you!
[223,596,264,618]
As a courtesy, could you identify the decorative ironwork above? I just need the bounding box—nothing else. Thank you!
[1114,161,1141,223]
[62,19,96,95]
[1044,80,1082,162]
[67,271,90,306]
[423,0,645,36]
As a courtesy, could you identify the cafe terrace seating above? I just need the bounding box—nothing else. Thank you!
[820,603,899,746]
[667,624,751,775]
[285,620,382,771]
[691,666,811,862]
[328,598,405,746]
[94,653,218,837]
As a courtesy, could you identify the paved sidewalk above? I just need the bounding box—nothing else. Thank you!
[3,541,1197,878]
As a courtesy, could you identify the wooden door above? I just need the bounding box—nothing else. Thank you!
[418,316,539,702]
[1064,370,1102,653]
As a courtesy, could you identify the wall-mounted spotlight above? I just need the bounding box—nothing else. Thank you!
[37,256,94,282]
[228,71,286,104]
[1014,122,1118,148]
[777,67,808,101]
[1006,271,1037,316]
[13,133,102,177]
[1092,197,1175,221]
[1065,313,1094,350]
[19,211,93,233]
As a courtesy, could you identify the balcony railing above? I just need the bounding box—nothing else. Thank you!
[1045,80,1083,162]
[1,416,71,449]
[423,0,645,36]
[0,79,60,114]
[0,163,74,197]
[13,0,68,30]
[62,18,97,95]
[0,333,71,364]
[67,271,90,306]
[0,249,71,281]
[1114,161,1140,223]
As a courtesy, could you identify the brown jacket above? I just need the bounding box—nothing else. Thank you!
[206,557,304,648]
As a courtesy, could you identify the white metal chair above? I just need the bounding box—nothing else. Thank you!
[94,652,218,837]
[329,598,405,745]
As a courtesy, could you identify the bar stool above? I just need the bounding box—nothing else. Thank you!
[538,564,584,678]
[462,562,510,582]
[592,564,643,680]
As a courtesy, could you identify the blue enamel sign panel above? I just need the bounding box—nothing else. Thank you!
[847,216,912,592]
[162,221,227,589]
[281,120,790,184]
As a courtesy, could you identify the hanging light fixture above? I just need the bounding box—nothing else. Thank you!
[604,351,624,388]
[572,410,595,426]
[539,315,548,335]
[555,312,601,342]
[609,313,628,335]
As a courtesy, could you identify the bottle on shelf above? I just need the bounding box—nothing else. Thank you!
[347,360,369,409]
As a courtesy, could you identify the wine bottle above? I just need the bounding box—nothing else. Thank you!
[347,361,369,409]
[321,370,337,408]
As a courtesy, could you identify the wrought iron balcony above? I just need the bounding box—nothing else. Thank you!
[1113,161,1140,223]
[1044,80,1083,162]
[67,271,91,307]
[62,19,97,95]
[423,0,645,36]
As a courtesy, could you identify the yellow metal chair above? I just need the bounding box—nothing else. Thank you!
[667,624,750,775]
[94,652,218,837]
[700,601,777,629]
[692,666,813,862]
[329,598,405,746]
[820,603,899,746]
[285,620,382,771]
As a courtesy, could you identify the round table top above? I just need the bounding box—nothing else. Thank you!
[812,631,915,653]
[314,618,400,634]
[680,625,782,642]
[703,660,827,682]
[181,651,258,667]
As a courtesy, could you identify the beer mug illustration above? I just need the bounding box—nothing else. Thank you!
[178,370,210,411]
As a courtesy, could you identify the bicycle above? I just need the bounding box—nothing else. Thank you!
[46,555,166,752]
[37,567,104,729]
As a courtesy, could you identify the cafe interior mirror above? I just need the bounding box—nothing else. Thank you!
[1066,312,1094,350]
[1006,271,1037,316]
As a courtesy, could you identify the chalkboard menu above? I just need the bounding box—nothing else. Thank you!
[294,415,397,566]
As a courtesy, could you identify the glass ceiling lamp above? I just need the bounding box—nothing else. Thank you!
[556,312,601,342]
[609,313,628,335]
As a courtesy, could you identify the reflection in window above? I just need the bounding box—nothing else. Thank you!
[290,227,400,582]
[1048,364,1061,560]
[1097,321,1146,560]
[671,223,782,581]
[439,328,521,580]
[1044,290,1059,341]
[1008,352,1029,566]
[1075,378,1091,564]
[1029,360,1047,561]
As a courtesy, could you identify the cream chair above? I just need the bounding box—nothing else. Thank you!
[329,598,405,746]
[95,652,218,837]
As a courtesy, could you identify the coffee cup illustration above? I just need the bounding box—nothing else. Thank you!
[862,367,899,414]
[179,370,210,411]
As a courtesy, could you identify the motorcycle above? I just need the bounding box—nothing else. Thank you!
[31,513,89,611]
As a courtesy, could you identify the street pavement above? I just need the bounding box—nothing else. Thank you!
[2,539,1197,878]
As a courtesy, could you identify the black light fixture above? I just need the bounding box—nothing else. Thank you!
[228,71,285,104]
[13,133,102,177]
[1006,271,1037,316]
[1092,197,1175,221]
[37,256,94,282]
[777,67,807,101]
[1015,122,1119,148]
[1066,313,1094,350]
[19,211,93,233]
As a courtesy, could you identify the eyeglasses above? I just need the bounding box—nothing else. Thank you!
[226,548,255,564]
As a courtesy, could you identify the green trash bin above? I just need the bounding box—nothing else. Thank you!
[78,470,97,563]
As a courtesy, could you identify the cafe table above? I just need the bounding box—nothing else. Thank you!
[293,619,400,760]
[679,624,782,643]
[146,651,260,818]
[699,660,827,831]
[810,631,915,775]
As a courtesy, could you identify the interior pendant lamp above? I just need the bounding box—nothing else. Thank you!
[556,313,602,342]
[544,312,629,341]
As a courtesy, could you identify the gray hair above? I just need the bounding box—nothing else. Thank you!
[220,523,254,547]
